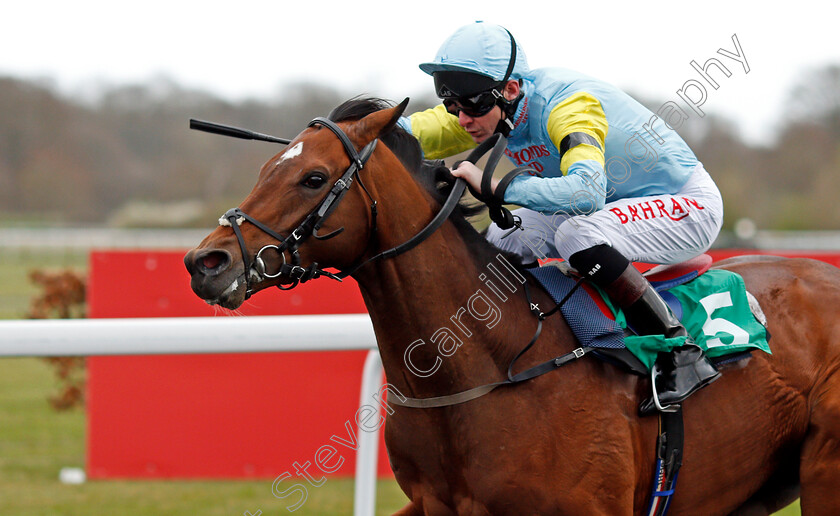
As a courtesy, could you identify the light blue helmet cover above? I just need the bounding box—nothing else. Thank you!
[419,22,529,81]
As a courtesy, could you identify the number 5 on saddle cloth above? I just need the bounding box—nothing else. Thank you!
[527,254,771,376]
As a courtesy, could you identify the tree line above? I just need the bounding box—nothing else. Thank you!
[1,66,838,229]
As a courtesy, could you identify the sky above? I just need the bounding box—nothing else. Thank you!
[2,0,836,146]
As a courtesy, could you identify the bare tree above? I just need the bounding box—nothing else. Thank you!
[786,64,840,138]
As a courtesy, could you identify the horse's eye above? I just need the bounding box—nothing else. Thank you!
[302,172,328,189]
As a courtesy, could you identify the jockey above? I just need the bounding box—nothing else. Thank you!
[399,21,725,412]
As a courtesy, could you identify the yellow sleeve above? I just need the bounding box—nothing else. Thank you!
[409,104,477,160]
[546,92,608,174]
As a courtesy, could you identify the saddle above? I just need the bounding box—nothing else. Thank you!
[528,253,767,376]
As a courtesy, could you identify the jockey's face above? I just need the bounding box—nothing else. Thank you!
[447,80,520,143]
[456,106,503,143]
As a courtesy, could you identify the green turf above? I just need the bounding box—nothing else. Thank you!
[0,249,88,319]
[0,357,409,515]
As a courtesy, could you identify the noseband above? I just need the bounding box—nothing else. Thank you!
[194,115,507,299]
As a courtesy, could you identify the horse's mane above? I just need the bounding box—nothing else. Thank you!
[327,97,493,247]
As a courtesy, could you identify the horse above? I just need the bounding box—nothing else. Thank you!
[184,97,840,515]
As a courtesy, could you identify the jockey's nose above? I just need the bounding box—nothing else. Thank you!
[458,111,475,125]
[185,248,232,277]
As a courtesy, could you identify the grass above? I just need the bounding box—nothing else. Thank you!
[0,250,802,515]
[0,249,88,319]
[0,357,410,515]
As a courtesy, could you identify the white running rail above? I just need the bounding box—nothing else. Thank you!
[0,314,384,516]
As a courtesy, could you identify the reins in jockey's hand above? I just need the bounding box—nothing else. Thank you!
[190,117,591,407]
[456,132,543,233]
[190,118,592,406]
[192,116,687,513]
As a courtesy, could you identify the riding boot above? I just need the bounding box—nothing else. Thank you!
[568,244,720,414]
[605,264,721,414]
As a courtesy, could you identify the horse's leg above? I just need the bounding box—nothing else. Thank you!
[391,499,461,516]
[800,371,840,515]
[728,458,800,515]
[392,501,423,516]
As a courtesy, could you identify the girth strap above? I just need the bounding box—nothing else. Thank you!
[646,407,684,516]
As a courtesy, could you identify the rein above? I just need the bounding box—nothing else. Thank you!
[336,133,507,278]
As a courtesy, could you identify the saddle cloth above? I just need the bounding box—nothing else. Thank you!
[527,255,771,372]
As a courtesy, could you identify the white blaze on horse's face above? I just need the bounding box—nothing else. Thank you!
[278,142,303,164]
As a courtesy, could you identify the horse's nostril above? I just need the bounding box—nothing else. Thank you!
[195,249,231,276]
[202,253,223,270]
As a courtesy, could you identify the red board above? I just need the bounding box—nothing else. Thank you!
[86,250,393,479]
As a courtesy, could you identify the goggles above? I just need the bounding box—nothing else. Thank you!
[442,89,502,118]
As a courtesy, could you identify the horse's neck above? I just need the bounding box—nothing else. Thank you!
[353,210,544,398]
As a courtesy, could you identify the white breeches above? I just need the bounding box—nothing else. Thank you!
[486,164,724,265]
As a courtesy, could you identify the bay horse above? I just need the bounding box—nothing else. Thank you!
[184,97,840,515]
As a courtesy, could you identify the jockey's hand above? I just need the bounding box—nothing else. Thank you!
[452,161,499,197]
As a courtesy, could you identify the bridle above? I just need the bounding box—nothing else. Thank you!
[191,115,505,298]
[218,116,378,296]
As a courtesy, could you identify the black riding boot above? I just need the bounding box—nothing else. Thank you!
[609,265,720,413]
[569,245,720,414]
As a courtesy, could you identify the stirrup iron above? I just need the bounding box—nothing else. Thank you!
[650,365,680,413]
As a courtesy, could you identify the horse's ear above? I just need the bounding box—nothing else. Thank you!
[387,98,411,130]
[353,97,410,143]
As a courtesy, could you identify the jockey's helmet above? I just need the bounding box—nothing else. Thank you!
[419,21,529,100]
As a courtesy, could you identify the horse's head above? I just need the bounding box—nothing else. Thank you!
[184,98,412,309]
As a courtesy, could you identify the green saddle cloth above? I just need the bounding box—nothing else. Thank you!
[598,270,771,370]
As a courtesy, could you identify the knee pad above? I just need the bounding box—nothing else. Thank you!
[568,244,630,287]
